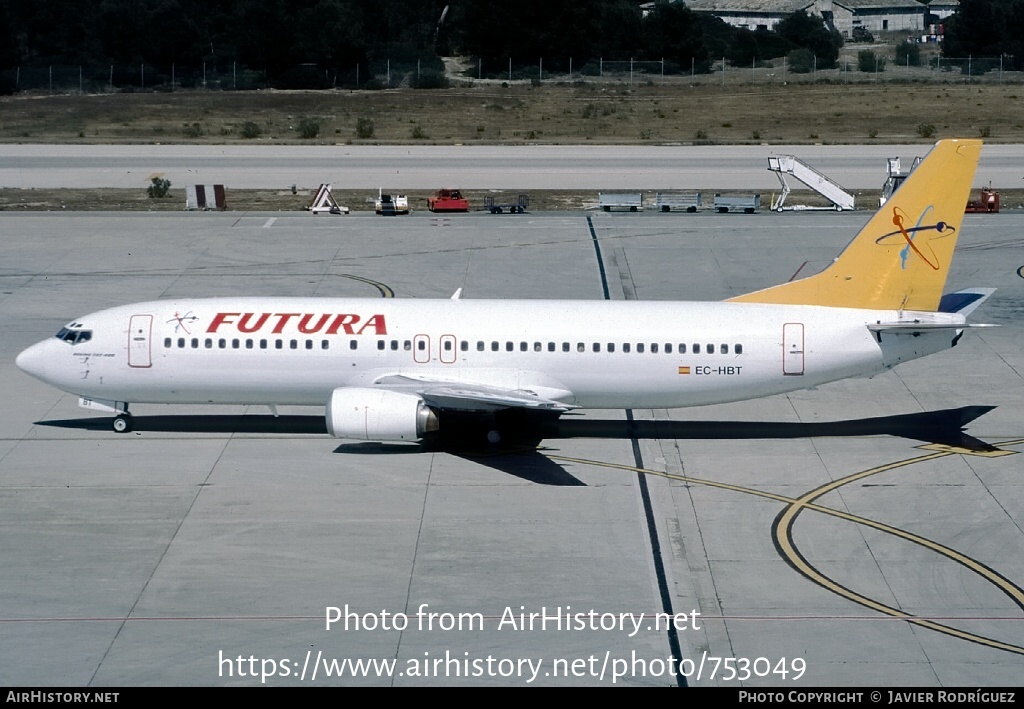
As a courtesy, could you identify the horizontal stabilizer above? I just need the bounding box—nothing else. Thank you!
[868,321,997,334]
[938,288,996,316]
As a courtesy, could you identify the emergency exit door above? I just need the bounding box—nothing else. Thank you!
[128,315,153,368]
[783,323,804,376]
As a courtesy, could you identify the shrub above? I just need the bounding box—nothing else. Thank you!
[894,42,921,67]
[414,68,448,89]
[410,124,428,139]
[858,50,885,73]
[181,122,203,138]
[297,117,320,139]
[147,176,171,198]
[916,123,937,138]
[787,48,815,74]
[355,117,375,139]
[240,121,261,139]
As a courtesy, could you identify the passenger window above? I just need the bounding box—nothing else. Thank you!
[721,344,729,354]
[178,338,186,348]
[576,342,585,352]
[735,344,743,354]
[350,340,358,350]
[404,341,411,351]
[390,340,399,351]
[417,340,426,351]
[520,342,527,352]
[259,339,267,349]
[220,339,227,349]
[534,342,542,352]
[562,342,570,352]
[321,340,329,350]
[305,340,313,350]
[477,341,485,351]
[607,343,615,353]
[164,338,171,348]
[707,344,715,354]
[232,339,240,349]
[651,343,659,353]
[592,343,600,353]
[377,340,385,351]
[245,339,253,349]
[548,342,555,352]
[506,341,513,352]
[637,343,645,353]
[444,340,453,351]
[461,341,469,352]
[289,340,297,350]
[693,343,700,354]
[623,343,631,353]
[491,341,499,352]
[275,339,282,350]
[679,343,686,354]
[665,343,672,354]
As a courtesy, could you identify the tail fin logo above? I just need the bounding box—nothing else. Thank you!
[875,205,955,271]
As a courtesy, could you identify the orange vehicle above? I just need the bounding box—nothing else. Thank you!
[965,185,999,213]
[427,188,469,212]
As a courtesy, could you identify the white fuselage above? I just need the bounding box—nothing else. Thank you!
[17,297,962,412]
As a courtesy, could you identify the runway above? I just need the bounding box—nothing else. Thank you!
[2,143,1023,190]
[1,208,1022,686]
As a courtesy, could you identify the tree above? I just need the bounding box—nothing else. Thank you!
[640,2,714,70]
[944,0,1024,70]
[775,10,842,69]
[726,27,795,66]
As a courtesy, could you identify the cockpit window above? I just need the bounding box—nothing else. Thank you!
[54,327,92,345]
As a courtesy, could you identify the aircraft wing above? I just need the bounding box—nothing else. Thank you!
[372,374,576,412]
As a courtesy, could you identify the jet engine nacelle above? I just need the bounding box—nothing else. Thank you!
[326,387,439,441]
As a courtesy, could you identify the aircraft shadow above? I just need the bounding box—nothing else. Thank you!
[36,406,997,486]
[37,414,328,434]
[550,405,999,452]
[331,441,587,486]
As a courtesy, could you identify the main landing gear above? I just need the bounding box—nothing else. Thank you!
[112,410,133,433]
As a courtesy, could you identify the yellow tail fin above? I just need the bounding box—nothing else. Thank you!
[728,139,982,311]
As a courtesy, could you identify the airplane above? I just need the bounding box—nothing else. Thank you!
[16,139,995,443]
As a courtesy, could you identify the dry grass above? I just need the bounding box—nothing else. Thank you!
[2,82,1023,146]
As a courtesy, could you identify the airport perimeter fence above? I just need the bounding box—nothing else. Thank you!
[0,59,449,95]
[2,55,1021,95]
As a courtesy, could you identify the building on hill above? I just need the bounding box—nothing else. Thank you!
[660,0,940,37]
[831,0,932,36]
[674,0,816,31]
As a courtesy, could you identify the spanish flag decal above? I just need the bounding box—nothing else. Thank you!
[678,366,691,375]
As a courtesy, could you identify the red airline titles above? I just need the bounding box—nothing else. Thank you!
[206,312,387,336]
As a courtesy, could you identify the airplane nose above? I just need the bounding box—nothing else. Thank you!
[16,341,50,381]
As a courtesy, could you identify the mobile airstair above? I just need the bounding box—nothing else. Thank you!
[879,156,922,206]
[767,154,855,212]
